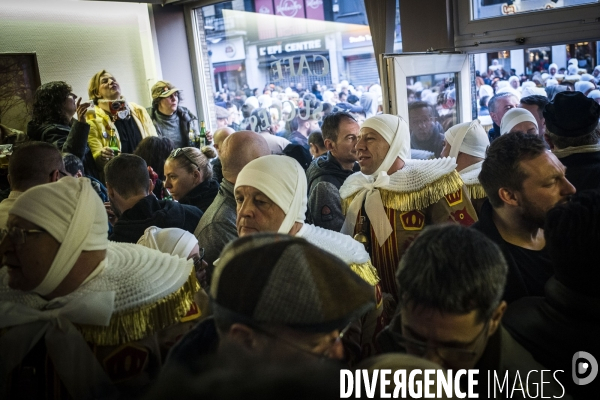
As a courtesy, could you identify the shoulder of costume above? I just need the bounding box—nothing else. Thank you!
[0,242,199,346]
[298,224,379,286]
[340,157,465,212]
[460,161,487,200]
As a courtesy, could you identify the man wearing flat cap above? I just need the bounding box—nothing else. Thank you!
[440,119,490,215]
[544,91,600,192]
[233,155,384,358]
[147,80,199,149]
[163,233,375,372]
[215,106,231,129]
[339,114,477,305]
[0,177,202,398]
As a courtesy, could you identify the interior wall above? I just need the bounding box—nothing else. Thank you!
[151,3,198,116]
[0,0,156,110]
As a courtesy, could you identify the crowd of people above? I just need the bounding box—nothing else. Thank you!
[0,61,598,399]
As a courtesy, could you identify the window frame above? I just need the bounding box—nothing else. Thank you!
[453,0,600,53]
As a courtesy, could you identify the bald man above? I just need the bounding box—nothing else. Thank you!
[194,131,270,269]
[211,127,235,183]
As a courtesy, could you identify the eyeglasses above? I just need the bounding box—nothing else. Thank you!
[250,322,352,362]
[169,148,199,170]
[389,322,489,365]
[0,227,46,245]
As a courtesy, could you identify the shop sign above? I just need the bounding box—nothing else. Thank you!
[342,27,373,49]
[269,54,330,82]
[275,0,305,18]
[259,39,322,56]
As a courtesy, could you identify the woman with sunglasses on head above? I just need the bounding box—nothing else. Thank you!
[86,70,157,177]
[164,146,219,213]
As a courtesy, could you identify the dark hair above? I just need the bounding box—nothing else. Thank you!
[104,154,149,198]
[479,96,489,108]
[134,136,174,179]
[347,94,360,105]
[320,111,356,143]
[250,108,272,133]
[32,81,72,126]
[241,103,255,119]
[488,92,518,113]
[308,131,325,149]
[546,125,600,149]
[545,190,600,296]
[8,141,64,191]
[397,225,508,322]
[167,147,214,181]
[63,153,84,176]
[519,95,549,119]
[408,101,435,116]
[479,132,547,208]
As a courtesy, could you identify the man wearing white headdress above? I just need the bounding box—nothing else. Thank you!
[441,120,490,215]
[500,108,539,136]
[234,155,385,356]
[0,177,201,398]
[339,115,478,302]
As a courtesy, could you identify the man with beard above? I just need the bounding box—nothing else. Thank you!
[473,132,575,303]
[408,101,445,157]
[306,112,361,231]
[104,154,203,243]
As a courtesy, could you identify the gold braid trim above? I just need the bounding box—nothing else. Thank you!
[342,170,464,213]
[350,261,380,286]
[467,183,487,200]
[77,272,200,346]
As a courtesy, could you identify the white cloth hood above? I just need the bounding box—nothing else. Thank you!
[235,155,307,235]
[444,120,489,159]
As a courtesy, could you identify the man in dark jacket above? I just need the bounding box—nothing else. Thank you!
[408,101,446,157]
[306,112,360,231]
[377,225,567,398]
[487,92,519,142]
[503,190,600,400]
[544,91,600,192]
[473,132,575,303]
[105,154,202,243]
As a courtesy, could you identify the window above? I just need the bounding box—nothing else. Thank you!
[190,0,381,133]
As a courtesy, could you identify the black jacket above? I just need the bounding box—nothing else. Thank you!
[560,151,600,192]
[178,178,220,213]
[27,119,101,180]
[472,199,553,303]
[148,106,197,147]
[504,277,600,399]
[488,122,501,142]
[109,194,203,243]
[306,152,359,193]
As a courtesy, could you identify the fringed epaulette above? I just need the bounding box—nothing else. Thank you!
[350,261,380,287]
[343,170,464,213]
[77,272,199,346]
[467,182,487,200]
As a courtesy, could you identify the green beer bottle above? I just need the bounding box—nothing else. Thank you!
[108,130,120,155]
[199,121,207,148]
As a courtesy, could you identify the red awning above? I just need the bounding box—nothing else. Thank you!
[213,63,242,73]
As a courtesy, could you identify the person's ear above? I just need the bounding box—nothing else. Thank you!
[148,179,155,194]
[50,170,60,183]
[497,187,519,207]
[487,301,507,337]
[324,138,334,151]
[76,170,84,178]
[228,323,262,350]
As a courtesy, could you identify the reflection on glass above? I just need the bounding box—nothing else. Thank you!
[406,74,458,159]
[195,1,383,140]
[472,0,597,21]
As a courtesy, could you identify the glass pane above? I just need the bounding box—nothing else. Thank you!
[407,73,458,158]
[195,0,382,139]
[472,0,598,21]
